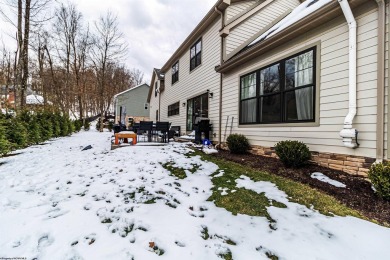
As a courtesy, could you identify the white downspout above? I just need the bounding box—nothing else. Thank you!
[338,0,359,149]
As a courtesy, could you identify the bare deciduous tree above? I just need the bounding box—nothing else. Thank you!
[90,11,127,131]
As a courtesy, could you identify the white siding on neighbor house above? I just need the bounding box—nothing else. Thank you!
[149,79,160,122]
[225,0,300,58]
[158,17,222,139]
[221,3,380,158]
[225,1,256,24]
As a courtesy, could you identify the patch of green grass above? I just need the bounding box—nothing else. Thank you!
[188,163,200,173]
[201,226,209,240]
[123,224,134,237]
[266,252,279,260]
[144,198,156,204]
[193,150,364,221]
[218,249,233,260]
[101,218,112,224]
[161,163,187,179]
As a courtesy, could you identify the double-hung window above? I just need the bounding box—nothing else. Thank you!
[168,102,180,117]
[240,47,316,124]
[172,62,179,84]
[154,82,158,97]
[190,39,202,71]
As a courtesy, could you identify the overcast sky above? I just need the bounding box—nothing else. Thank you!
[0,0,216,82]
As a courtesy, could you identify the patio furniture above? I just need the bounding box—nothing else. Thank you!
[168,126,181,139]
[155,122,170,143]
[113,123,127,134]
[194,117,212,144]
[114,131,137,145]
[129,123,140,133]
[138,121,153,142]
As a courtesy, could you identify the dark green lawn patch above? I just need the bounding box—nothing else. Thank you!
[218,249,233,260]
[123,224,134,237]
[192,150,365,222]
[161,163,186,179]
[101,218,112,224]
[188,163,201,173]
[201,226,209,240]
[144,198,157,204]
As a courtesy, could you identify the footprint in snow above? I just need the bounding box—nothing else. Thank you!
[38,234,54,250]
[175,241,186,247]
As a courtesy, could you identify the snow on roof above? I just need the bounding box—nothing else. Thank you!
[26,94,44,105]
[248,0,332,47]
[25,94,52,105]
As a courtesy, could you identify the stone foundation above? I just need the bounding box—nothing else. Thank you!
[221,144,374,177]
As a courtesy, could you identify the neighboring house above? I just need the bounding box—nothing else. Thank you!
[148,0,388,177]
[114,83,150,127]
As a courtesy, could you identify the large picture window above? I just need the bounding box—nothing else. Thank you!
[172,62,179,84]
[190,39,202,71]
[168,102,180,117]
[240,47,316,125]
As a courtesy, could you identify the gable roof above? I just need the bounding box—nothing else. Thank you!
[154,68,165,80]
[216,0,366,73]
[147,68,164,102]
[159,0,233,72]
[114,83,149,99]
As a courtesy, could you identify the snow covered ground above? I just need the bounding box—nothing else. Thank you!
[1,129,390,260]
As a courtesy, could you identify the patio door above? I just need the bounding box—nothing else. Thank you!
[186,93,208,131]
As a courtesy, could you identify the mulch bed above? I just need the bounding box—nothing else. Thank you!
[212,150,390,226]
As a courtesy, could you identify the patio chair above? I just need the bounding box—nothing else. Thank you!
[130,123,140,133]
[155,122,170,143]
[168,126,181,139]
[138,121,153,142]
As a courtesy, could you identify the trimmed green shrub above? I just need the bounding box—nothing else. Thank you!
[0,120,11,156]
[368,162,390,200]
[274,140,311,168]
[226,134,250,154]
[74,119,83,132]
[84,120,91,131]
[60,115,69,136]
[28,120,42,145]
[5,118,28,149]
[51,113,61,138]
[68,119,75,134]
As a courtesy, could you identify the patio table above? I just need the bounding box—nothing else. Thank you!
[115,131,137,145]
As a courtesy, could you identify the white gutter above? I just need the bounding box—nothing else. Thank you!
[338,0,359,149]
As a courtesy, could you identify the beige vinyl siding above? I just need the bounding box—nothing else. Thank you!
[225,1,256,24]
[149,78,160,122]
[222,3,379,158]
[225,0,300,57]
[158,18,221,139]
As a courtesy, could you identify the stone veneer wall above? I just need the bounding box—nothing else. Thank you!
[221,144,375,177]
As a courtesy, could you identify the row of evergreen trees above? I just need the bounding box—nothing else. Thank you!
[0,109,90,157]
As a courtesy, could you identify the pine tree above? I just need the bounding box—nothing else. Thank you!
[60,115,69,136]
[5,118,28,149]
[0,121,11,156]
[28,120,41,145]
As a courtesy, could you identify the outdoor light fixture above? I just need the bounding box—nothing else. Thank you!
[207,89,213,98]
[182,102,186,107]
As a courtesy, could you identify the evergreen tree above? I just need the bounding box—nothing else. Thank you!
[28,120,41,145]
[52,113,61,137]
[5,118,28,149]
[60,115,69,136]
[0,120,11,156]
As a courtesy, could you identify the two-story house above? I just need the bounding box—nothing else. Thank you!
[148,0,389,177]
